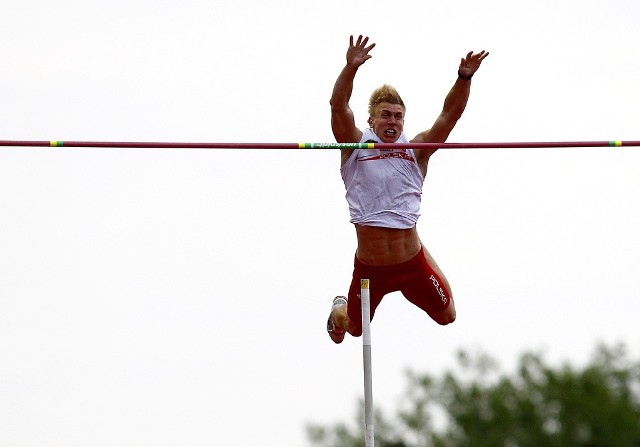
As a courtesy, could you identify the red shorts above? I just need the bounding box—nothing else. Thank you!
[346,248,451,336]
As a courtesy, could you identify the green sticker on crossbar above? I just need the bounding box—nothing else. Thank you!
[49,141,63,147]
[609,141,623,147]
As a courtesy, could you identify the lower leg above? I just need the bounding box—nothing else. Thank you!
[332,303,360,336]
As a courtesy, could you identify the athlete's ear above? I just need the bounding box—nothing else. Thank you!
[367,117,373,127]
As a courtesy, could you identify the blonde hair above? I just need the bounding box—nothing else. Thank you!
[368,84,405,117]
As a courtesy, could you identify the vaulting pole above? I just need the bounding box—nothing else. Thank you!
[361,278,374,447]
[1,140,640,149]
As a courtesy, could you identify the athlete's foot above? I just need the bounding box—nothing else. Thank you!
[327,296,347,344]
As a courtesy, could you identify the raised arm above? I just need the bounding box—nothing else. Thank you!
[412,50,489,170]
[330,35,376,152]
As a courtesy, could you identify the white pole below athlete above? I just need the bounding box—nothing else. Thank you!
[361,278,374,447]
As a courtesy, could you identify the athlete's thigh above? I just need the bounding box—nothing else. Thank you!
[401,246,453,319]
[347,276,387,318]
[421,245,453,297]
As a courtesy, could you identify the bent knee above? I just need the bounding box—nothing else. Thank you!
[436,313,456,326]
[433,305,456,326]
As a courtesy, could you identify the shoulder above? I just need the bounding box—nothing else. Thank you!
[410,134,438,174]
[339,128,368,167]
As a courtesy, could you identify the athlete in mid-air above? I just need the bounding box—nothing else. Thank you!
[327,35,489,343]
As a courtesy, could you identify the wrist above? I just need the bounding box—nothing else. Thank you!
[345,62,361,72]
[457,70,473,81]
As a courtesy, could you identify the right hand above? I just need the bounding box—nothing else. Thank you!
[346,35,376,68]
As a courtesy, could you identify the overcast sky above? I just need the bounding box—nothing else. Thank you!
[1,0,639,446]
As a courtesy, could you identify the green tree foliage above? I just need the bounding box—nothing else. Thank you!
[307,343,640,447]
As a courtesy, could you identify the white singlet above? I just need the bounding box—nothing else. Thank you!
[340,128,424,229]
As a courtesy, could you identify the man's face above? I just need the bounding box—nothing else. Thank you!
[368,102,405,143]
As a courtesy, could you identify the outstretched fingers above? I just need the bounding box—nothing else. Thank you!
[464,50,489,62]
[459,49,489,75]
[346,34,376,67]
[351,34,376,52]
[475,50,489,61]
[354,34,368,47]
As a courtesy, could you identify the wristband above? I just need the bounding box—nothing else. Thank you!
[458,70,473,81]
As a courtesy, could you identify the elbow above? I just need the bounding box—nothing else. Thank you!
[440,111,463,130]
[444,107,465,121]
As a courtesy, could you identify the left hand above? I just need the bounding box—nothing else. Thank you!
[458,50,489,77]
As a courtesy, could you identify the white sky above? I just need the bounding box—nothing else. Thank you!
[1,0,639,445]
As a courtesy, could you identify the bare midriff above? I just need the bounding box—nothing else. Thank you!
[354,224,422,266]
